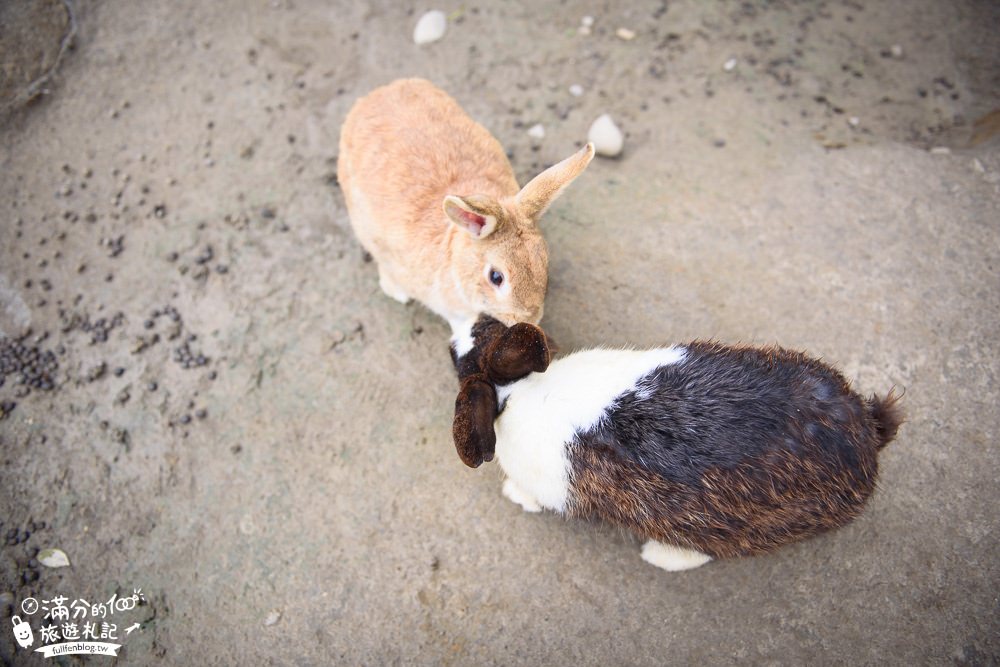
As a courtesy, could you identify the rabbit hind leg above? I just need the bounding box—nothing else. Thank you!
[640,541,712,572]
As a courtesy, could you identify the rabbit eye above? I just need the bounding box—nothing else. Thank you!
[489,269,504,287]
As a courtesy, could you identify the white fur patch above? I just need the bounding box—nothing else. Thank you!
[502,478,542,513]
[449,318,477,357]
[494,346,687,513]
[640,541,712,572]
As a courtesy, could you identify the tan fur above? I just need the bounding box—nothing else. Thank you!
[338,78,594,330]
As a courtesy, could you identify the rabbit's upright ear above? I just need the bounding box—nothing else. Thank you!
[453,375,498,468]
[515,143,595,221]
[487,323,551,383]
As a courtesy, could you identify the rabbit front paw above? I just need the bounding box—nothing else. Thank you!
[378,271,411,304]
[502,479,542,513]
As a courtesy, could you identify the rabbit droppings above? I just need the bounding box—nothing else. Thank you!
[450,317,903,572]
[338,78,594,334]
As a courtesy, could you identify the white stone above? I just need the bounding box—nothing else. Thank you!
[238,514,256,535]
[580,15,594,27]
[723,57,737,71]
[848,116,860,127]
[38,548,70,568]
[890,44,903,58]
[929,146,951,155]
[413,10,447,45]
[264,610,281,626]
[616,27,636,41]
[588,114,624,157]
[527,123,545,140]
[569,84,584,97]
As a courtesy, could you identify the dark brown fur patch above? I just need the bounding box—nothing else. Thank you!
[569,444,879,559]
[453,374,498,468]
[486,322,551,383]
[451,317,507,380]
[868,389,904,449]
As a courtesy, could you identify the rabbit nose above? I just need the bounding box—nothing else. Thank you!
[502,308,542,326]
[518,306,543,326]
[496,314,519,326]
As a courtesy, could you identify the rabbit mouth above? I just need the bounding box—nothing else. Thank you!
[494,308,542,327]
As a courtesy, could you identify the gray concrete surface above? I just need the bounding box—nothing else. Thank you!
[1,1,998,664]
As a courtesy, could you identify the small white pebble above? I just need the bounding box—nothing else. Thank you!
[929,146,951,155]
[264,610,281,626]
[616,28,636,41]
[890,44,903,58]
[588,114,624,158]
[569,84,584,97]
[413,10,447,45]
[38,548,70,568]
[971,158,985,173]
[238,515,256,535]
[580,15,594,27]
[848,116,860,127]
[723,58,737,72]
[527,123,545,140]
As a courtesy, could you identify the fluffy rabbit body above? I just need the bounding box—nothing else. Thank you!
[338,78,594,332]
[451,318,902,571]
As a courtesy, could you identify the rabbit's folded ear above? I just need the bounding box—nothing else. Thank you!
[444,194,501,238]
[487,323,551,383]
[515,142,595,221]
[453,375,498,468]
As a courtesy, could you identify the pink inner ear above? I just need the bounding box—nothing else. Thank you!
[457,208,486,235]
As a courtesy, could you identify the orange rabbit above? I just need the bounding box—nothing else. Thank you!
[338,78,594,334]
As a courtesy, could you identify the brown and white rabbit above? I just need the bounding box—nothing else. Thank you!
[338,78,594,333]
[450,316,903,571]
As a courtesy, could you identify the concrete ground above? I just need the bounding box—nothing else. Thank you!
[1,0,998,664]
